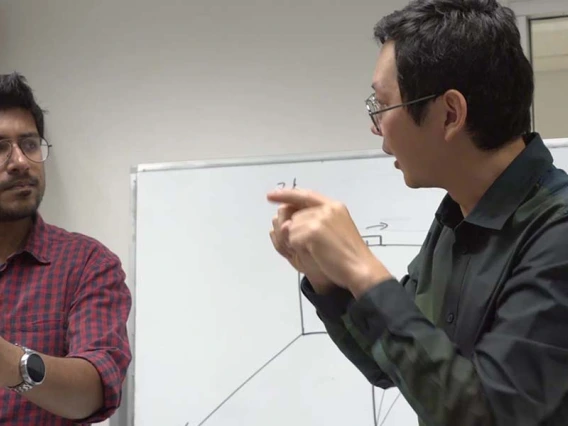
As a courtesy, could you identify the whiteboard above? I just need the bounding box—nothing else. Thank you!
[126,138,568,426]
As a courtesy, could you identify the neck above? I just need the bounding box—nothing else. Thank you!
[0,217,33,264]
[445,137,527,217]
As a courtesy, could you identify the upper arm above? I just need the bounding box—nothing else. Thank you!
[66,243,132,422]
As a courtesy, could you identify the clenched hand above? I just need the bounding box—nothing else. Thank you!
[267,187,393,298]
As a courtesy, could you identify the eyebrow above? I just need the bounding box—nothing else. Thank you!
[0,132,40,140]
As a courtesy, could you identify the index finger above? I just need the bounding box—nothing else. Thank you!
[266,187,329,208]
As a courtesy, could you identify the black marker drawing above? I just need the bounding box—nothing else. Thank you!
[276,178,298,189]
[366,222,389,231]
[361,222,422,248]
[192,220,422,426]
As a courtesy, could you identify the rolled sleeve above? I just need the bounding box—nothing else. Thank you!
[66,245,132,423]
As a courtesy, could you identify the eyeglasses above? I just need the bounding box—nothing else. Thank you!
[365,93,439,132]
[0,136,52,166]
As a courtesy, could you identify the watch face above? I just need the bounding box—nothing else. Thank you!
[27,353,45,383]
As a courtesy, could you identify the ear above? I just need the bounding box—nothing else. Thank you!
[441,89,467,141]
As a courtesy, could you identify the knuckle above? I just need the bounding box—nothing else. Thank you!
[309,221,322,234]
[330,201,345,212]
[288,235,302,250]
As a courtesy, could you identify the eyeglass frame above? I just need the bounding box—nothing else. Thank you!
[0,136,53,166]
[365,93,439,131]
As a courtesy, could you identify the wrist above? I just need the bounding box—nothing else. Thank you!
[306,274,335,295]
[0,340,23,388]
[349,259,393,299]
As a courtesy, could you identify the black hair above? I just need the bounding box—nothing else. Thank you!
[374,0,534,150]
[0,72,46,138]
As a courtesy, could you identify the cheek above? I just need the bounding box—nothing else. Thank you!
[382,113,424,163]
[381,109,408,139]
[34,165,46,185]
[380,113,403,152]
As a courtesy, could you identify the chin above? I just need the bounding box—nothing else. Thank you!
[402,173,421,189]
[0,200,42,222]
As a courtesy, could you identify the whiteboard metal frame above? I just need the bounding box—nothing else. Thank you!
[133,148,388,174]
[118,138,568,426]
[121,147,387,426]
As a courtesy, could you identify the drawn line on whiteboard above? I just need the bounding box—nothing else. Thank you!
[372,386,379,426]
[194,223,420,426]
[361,234,421,248]
[373,384,405,426]
[302,331,328,336]
[366,221,429,233]
[379,392,402,426]
[377,386,385,426]
[197,335,302,426]
[366,222,389,231]
[297,271,305,335]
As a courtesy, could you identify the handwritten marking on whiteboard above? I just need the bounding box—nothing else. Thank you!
[362,234,384,247]
[366,222,388,230]
[276,178,298,189]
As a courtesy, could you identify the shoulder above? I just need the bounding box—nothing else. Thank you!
[513,168,568,260]
[532,167,568,213]
[41,220,122,268]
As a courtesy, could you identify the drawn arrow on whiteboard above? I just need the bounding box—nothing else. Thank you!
[366,222,388,230]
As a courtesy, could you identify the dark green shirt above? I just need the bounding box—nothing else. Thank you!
[302,133,568,426]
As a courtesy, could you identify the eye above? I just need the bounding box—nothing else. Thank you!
[21,137,40,152]
[0,140,10,153]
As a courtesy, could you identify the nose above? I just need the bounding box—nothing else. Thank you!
[370,123,382,137]
[6,143,30,173]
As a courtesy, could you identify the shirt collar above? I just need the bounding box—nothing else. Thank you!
[436,133,553,231]
[21,214,52,264]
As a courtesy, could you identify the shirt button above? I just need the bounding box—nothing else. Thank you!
[446,313,455,324]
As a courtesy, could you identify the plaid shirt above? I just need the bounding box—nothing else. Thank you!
[0,214,132,425]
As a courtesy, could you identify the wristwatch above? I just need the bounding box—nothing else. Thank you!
[8,344,46,393]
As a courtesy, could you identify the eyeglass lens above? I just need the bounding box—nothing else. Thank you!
[0,138,50,164]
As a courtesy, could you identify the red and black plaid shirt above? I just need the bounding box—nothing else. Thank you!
[0,214,132,425]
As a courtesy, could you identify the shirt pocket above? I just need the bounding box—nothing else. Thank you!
[1,312,67,357]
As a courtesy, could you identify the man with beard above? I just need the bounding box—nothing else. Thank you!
[0,73,132,425]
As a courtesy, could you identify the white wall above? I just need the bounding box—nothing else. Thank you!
[0,0,409,424]
[535,70,568,139]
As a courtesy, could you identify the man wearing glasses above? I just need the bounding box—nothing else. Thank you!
[269,0,568,425]
[0,73,132,425]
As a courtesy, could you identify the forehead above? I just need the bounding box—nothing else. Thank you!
[0,108,37,136]
[372,41,398,98]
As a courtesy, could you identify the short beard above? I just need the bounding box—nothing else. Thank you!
[0,193,43,222]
